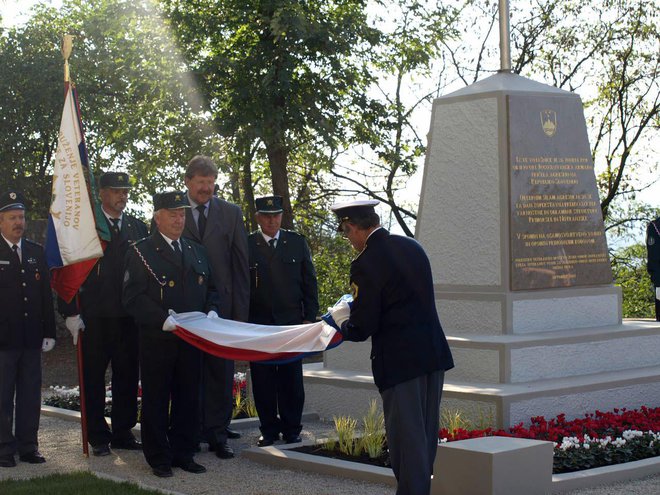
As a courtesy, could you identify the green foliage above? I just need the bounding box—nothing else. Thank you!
[440,408,473,433]
[0,472,165,495]
[440,407,496,432]
[0,0,217,216]
[323,401,386,460]
[333,415,359,456]
[553,432,660,474]
[611,243,655,318]
[360,399,386,459]
[160,0,381,227]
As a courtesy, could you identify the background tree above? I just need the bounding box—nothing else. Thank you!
[0,0,218,217]
[160,0,380,228]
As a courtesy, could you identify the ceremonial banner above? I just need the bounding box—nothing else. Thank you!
[172,312,343,364]
[46,83,104,302]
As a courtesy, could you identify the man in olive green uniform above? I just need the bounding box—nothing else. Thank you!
[248,195,318,447]
[647,216,660,321]
[0,191,56,468]
[122,191,218,478]
[59,172,147,456]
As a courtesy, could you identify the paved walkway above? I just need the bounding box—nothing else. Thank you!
[2,414,660,494]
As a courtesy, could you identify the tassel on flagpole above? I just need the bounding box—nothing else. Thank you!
[62,34,72,83]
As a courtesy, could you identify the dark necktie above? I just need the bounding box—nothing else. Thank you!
[196,204,206,238]
[11,244,20,265]
[110,217,120,237]
[172,239,181,255]
[268,238,276,250]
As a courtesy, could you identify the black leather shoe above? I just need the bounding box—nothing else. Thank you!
[225,427,241,439]
[92,444,111,457]
[172,458,206,473]
[111,439,142,450]
[283,435,302,444]
[0,454,16,468]
[152,465,173,478]
[19,451,46,464]
[257,435,278,447]
[214,443,234,459]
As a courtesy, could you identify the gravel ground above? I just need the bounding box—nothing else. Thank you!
[2,414,660,495]
[0,414,395,495]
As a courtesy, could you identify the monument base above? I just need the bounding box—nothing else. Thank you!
[304,320,660,428]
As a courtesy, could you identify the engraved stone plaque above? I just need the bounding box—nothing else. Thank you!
[509,95,612,290]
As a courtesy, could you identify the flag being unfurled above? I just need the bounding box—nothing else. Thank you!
[171,312,343,364]
[46,83,103,303]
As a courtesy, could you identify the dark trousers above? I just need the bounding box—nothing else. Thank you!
[140,337,201,468]
[82,316,139,446]
[655,290,660,321]
[0,348,41,456]
[250,360,304,438]
[201,354,234,445]
[381,370,445,495]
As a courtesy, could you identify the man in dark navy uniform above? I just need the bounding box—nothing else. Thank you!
[248,195,318,446]
[647,216,660,321]
[123,191,218,478]
[59,172,148,456]
[0,191,56,468]
[328,199,454,495]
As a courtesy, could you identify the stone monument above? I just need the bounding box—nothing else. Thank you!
[304,0,660,426]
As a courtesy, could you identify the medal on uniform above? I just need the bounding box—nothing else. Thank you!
[169,280,175,287]
[35,273,41,281]
[198,275,204,285]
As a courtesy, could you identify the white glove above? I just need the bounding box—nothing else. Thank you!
[162,315,177,332]
[656,287,660,300]
[65,315,85,345]
[42,338,56,352]
[207,310,219,319]
[328,299,351,328]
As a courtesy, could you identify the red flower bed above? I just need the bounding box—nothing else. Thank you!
[439,407,660,473]
[440,407,660,443]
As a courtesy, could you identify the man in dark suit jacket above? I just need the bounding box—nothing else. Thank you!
[182,155,250,459]
[0,191,56,468]
[123,191,218,478]
[647,217,660,321]
[328,199,454,495]
[248,195,318,446]
[59,172,147,456]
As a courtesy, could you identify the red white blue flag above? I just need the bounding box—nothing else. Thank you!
[46,83,104,303]
[172,312,343,364]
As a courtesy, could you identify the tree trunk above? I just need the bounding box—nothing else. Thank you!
[265,139,293,229]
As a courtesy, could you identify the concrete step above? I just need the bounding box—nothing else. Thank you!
[448,319,660,383]
[304,362,660,428]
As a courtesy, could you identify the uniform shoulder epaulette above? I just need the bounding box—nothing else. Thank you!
[127,214,148,226]
[183,237,204,249]
[23,238,43,248]
[281,229,302,237]
[134,237,148,245]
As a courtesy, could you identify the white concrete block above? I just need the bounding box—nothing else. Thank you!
[437,299,503,335]
[324,340,372,372]
[512,293,619,333]
[510,334,660,382]
[432,437,554,495]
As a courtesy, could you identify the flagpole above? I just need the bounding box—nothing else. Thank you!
[62,34,90,457]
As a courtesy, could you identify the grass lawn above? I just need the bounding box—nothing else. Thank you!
[0,472,165,495]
